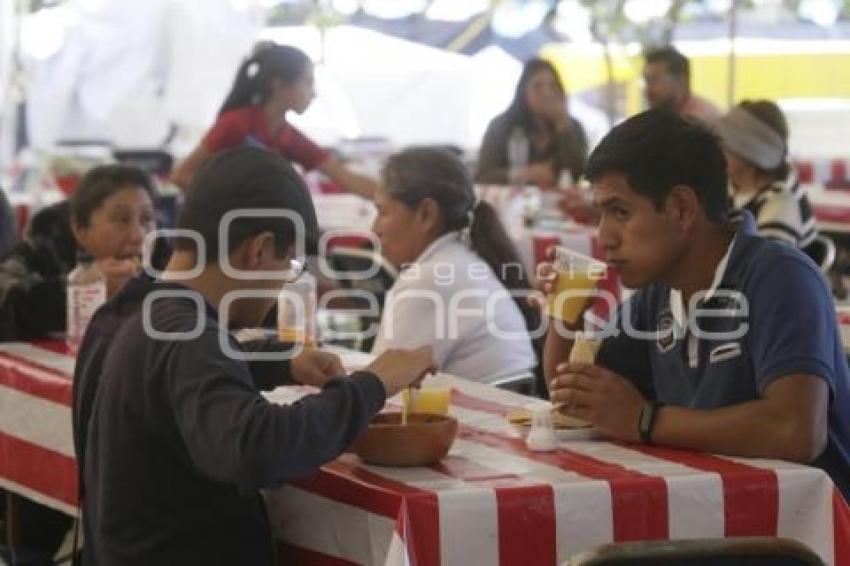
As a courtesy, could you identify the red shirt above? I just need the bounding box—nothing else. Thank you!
[203,106,329,171]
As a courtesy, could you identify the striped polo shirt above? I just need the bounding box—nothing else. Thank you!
[734,167,818,249]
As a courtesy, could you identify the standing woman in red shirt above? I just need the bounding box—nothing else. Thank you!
[173,43,378,198]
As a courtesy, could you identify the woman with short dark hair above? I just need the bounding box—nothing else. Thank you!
[0,164,159,340]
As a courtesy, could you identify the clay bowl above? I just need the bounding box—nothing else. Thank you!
[352,412,458,467]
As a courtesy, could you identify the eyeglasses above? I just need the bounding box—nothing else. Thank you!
[282,255,309,283]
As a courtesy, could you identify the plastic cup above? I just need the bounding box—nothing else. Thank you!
[526,405,557,451]
[402,387,451,416]
[546,247,607,325]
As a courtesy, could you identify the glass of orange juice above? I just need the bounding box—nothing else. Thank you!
[402,386,451,416]
[546,247,607,325]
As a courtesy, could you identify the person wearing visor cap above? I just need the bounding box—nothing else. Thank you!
[716,100,818,251]
[73,147,436,566]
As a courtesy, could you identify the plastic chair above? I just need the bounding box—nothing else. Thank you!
[804,235,837,274]
[323,246,398,352]
[324,246,398,300]
[565,537,824,566]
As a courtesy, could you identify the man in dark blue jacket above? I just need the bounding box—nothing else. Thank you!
[73,148,434,565]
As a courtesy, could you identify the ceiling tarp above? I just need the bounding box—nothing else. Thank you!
[346,10,559,60]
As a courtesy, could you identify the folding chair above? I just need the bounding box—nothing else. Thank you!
[804,235,837,274]
[323,246,398,352]
[565,537,824,566]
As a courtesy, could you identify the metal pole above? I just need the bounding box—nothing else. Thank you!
[727,0,738,107]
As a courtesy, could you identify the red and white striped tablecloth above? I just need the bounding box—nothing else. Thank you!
[0,341,77,515]
[2,342,850,565]
[270,348,850,566]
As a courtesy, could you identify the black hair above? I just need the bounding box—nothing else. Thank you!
[176,147,318,263]
[382,147,542,362]
[585,109,730,224]
[27,200,76,268]
[644,45,690,80]
[738,99,791,180]
[218,43,311,116]
[505,58,566,135]
[70,164,157,229]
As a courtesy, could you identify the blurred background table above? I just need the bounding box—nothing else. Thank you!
[809,183,850,235]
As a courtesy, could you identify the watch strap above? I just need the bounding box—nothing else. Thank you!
[638,401,664,444]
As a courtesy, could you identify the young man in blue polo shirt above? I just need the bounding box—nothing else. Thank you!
[545,109,850,501]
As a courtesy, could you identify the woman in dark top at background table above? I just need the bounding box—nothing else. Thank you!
[475,58,588,188]
[173,42,378,198]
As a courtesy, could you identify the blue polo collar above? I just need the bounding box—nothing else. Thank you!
[668,210,758,328]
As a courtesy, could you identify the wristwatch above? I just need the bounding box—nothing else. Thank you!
[638,401,665,444]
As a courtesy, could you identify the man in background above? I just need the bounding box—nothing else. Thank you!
[643,46,721,123]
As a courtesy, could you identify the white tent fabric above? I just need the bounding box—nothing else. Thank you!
[20,0,262,150]
[0,0,17,168]
[0,0,14,116]
[17,13,605,155]
[269,28,609,151]
[263,26,523,150]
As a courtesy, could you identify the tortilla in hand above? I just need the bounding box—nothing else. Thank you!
[569,332,602,365]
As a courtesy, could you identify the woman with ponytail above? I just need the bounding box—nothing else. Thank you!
[371,147,538,383]
[173,42,378,198]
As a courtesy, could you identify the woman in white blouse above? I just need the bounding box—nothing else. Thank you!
[371,147,538,384]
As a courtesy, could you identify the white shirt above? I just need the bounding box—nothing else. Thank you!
[372,233,536,383]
